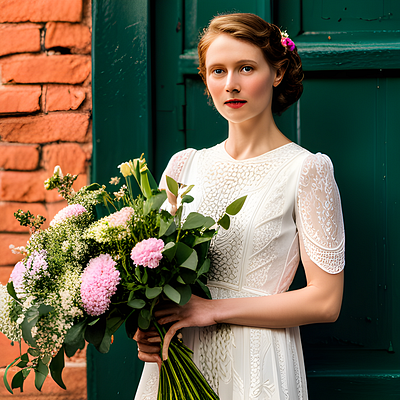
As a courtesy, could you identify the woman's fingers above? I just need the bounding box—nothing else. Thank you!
[133,328,162,369]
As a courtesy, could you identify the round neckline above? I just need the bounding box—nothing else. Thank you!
[219,140,296,162]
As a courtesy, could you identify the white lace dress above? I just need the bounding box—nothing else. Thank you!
[134,142,345,400]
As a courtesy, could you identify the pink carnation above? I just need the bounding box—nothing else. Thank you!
[50,204,87,226]
[130,238,164,269]
[81,254,121,316]
[9,261,26,294]
[105,207,134,227]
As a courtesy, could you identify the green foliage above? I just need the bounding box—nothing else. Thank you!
[14,209,46,232]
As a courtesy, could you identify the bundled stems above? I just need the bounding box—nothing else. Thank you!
[154,322,219,400]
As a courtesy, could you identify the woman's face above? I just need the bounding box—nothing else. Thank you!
[205,34,279,125]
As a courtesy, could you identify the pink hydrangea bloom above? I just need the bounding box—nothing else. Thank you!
[130,238,164,269]
[50,204,87,227]
[81,254,121,316]
[105,207,135,227]
[9,261,26,294]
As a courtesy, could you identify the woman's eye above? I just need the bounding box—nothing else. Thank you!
[213,69,224,75]
[242,66,253,72]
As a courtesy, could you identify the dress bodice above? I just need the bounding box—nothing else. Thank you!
[161,142,345,300]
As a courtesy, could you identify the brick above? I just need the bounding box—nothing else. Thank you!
[0,23,41,57]
[45,22,91,54]
[0,202,48,232]
[0,143,40,170]
[0,233,30,266]
[42,143,88,176]
[45,84,86,112]
[0,112,90,144]
[0,266,12,284]
[46,200,67,221]
[1,54,91,84]
[0,85,41,114]
[0,0,83,23]
[0,171,46,202]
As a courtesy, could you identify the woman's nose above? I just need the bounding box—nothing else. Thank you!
[225,72,241,93]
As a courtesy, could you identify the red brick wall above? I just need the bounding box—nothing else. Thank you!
[0,0,91,398]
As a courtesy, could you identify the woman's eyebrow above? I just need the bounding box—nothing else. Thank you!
[207,59,259,70]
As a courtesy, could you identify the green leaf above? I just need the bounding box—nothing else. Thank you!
[217,213,230,230]
[192,230,215,246]
[27,348,40,357]
[145,169,158,191]
[37,358,49,375]
[38,304,54,316]
[197,259,211,276]
[163,221,177,237]
[181,195,194,204]
[138,309,151,330]
[140,171,152,199]
[203,217,216,229]
[197,280,212,300]
[97,329,112,354]
[176,285,192,306]
[34,369,47,391]
[182,212,207,230]
[163,284,181,304]
[85,182,101,191]
[175,242,193,265]
[106,316,124,334]
[42,355,51,365]
[179,269,197,284]
[159,216,174,237]
[166,176,179,197]
[142,268,148,284]
[49,347,66,390]
[21,306,40,347]
[161,241,176,261]
[22,369,31,379]
[64,319,87,346]
[144,191,167,215]
[226,195,247,215]
[176,276,185,284]
[146,286,162,299]
[128,298,146,309]
[125,310,139,339]
[180,249,198,271]
[181,184,194,197]
[88,318,99,326]
[11,371,24,391]
[7,281,18,301]
[3,356,22,394]
[85,316,106,347]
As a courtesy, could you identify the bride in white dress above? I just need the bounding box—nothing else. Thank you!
[134,13,345,400]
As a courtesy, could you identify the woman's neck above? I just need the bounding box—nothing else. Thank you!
[225,113,291,160]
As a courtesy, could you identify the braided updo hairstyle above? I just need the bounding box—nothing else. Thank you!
[198,13,304,115]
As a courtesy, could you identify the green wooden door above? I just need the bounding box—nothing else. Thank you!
[91,1,400,398]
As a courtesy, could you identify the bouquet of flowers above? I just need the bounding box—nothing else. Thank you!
[0,155,245,399]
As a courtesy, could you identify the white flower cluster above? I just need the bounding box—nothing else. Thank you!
[0,285,22,342]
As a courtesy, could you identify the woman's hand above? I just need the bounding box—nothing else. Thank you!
[155,295,218,361]
[133,327,162,370]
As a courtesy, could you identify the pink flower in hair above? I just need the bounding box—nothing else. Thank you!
[281,37,295,51]
[81,254,120,316]
[50,204,87,226]
[130,238,164,269]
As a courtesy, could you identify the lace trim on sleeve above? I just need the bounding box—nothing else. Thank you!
[159,148,195,189]
[297,153,345,274]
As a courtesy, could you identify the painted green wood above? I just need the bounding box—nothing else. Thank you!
[90,1,151,398]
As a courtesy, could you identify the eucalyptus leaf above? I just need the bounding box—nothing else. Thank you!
[175,242,192,265]
[97,328,112,354]
[146,286,162,299]
[38,304,54,316]
[21,306,39,347]
[159,217,174,237]
[161,242,176,261]
[181,195,194,204]
[182,212,207,230]
[34,370,47,391]
[85,316,106,347]
[6,281,18,302]
[138,309,151,330]
[128,298,146,309]
[163,284,181,304]
[65,319,87,346]
[217,213,230,230]
[177,285,192,306]
[11,371,24,390]
[163,220,177,237]
[203,217,216,229]
[180,249,198,271]
[192,230,215,246]
[144,191,167,215]
[226,195,247,215]
[197,279,212,300]
[106,316,124,334]
[36,358,48,377]
[49,347,66,390]
[179,269,197,284]
[177,276,185,284]
[166,176,179,197]
[197,259,211,277]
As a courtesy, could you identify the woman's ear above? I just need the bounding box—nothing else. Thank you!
[273,66,286,87]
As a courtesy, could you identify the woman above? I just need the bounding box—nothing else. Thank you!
[134,13,344,400]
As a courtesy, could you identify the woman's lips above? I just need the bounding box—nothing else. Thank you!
[224,99,247,109]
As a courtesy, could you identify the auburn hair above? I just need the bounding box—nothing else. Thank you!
[198,13,304,115]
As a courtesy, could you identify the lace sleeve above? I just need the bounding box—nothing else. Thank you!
[296,153,345,274]
[159,148,196,189]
